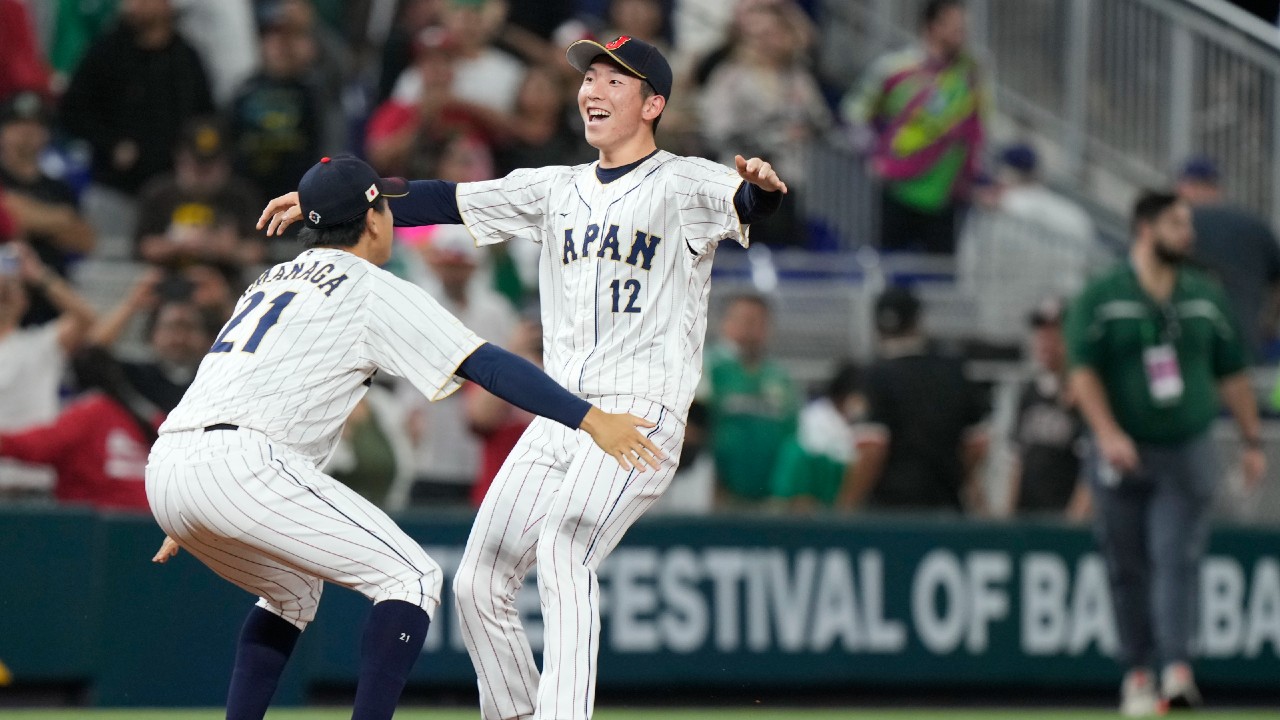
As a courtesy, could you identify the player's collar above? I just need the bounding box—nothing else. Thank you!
[594,147,662,185]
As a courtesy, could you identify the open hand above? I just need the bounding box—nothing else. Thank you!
[257,191,302,237]
[579,407,666,472]
[735,155,788,194]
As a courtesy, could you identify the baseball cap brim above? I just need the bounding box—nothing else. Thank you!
[566,40,649,85]
[376,176,410,198]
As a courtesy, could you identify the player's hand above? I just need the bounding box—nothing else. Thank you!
[257,191,303,237]
[579,407,666,472]
[152,536,181,564]
[735,155,788,194]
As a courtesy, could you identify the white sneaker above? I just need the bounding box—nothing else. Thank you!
[1121,669,1163,717]
[1161,662,1203,709]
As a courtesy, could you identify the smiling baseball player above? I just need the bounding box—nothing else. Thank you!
[260,35,787,720]
[149,154,662,720]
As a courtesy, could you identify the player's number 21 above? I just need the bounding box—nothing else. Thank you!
[609,279,641,314]
[210,291,297,354]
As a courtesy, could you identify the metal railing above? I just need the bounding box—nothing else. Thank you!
[823,0,1280,229]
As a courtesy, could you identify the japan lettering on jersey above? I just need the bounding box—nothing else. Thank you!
[456,151,745,417]
[161,247,484,466]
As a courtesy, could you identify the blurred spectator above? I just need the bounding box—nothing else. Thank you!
[841,0,988,254]
[0,347,159,512]
[377,0,445,102]
[839,286,989,513]
[0,0,53,98]
[390,0,527,115]
[0,91,96,326]
[257,0,353,155]
[995,143,1095,248]
[494,64,595,175]
[771,362,862,513]
[228,11,324,202]
[699,0,831,247]
[702,294,799,507]
[91,272,220,412]
[328,384,415,510]
[464,314,542,508]
[134,117,266,278]
[0,189,14,241]
[179,262,237,320]
[691,0,815,89]
[48,0,119,92]
[1176,156,1280,358]
[60,0,215,239]
[604,0,671,49]
[172,0,259,107]
[1005,297,1090,520]
[0,243,97,498]
[1066,190,1264,715]
[366,30,498,178]
[396,226,518,507]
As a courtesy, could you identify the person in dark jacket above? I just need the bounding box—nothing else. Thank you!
[838,285,990,513]
[60,0,214,198]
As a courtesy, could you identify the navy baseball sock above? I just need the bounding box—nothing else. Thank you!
[353,599,430,720]
[226,606,301,720]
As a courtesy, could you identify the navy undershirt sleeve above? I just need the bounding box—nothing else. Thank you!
[455,343,591,429]
[390,180,463,226]
[734,182,783,225]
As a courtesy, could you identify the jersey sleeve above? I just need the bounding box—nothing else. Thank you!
[455,167,567,247]
[675,158,748,256]
[359,270,486,402]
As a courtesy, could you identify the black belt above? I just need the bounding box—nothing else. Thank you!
[204,423,240,432]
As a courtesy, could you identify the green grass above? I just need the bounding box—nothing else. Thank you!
[5,710,1280,720]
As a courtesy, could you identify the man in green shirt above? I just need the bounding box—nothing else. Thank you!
[703,294,798,506]
[1066,190,1266,716]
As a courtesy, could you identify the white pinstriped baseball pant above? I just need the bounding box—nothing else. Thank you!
[454,396,684,720]
[146,427,442,630]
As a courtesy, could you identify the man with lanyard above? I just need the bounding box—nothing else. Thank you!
[1066,190,1266,716]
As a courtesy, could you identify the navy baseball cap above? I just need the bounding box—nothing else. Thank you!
[566,35,673,101]
[1179,155,1219,183]
[1001,143,1038,173]
[298,155,408,229]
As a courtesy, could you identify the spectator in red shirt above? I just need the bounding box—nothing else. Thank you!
[0,0,53,99]
[0,346,161,512]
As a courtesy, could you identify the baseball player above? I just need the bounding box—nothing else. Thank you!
[260,35,787,720]
[148,154,663,720]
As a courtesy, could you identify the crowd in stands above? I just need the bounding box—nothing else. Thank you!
[0,0,1276,531]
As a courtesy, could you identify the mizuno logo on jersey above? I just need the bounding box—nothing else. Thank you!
[249,260,350,297]
[562,223,661,270]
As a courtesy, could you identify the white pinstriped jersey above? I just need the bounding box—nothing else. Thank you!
[161,247,484,466]
[456,150,746,418]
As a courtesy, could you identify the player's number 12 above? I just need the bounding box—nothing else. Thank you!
[609,279,641,313]
[210,291,297,354]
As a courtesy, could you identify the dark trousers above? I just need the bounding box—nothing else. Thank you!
[1089,433,1217,669]
[879,189,960,254]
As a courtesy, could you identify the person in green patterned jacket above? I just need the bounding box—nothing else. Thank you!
[702,293,798,507]
[1066,190,1266,716]
[841,0,989,254]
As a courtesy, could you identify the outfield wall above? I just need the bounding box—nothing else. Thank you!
[2,508,1278,706]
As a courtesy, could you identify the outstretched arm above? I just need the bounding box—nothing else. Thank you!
[457,343,665,472]
[257,180,465,236]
